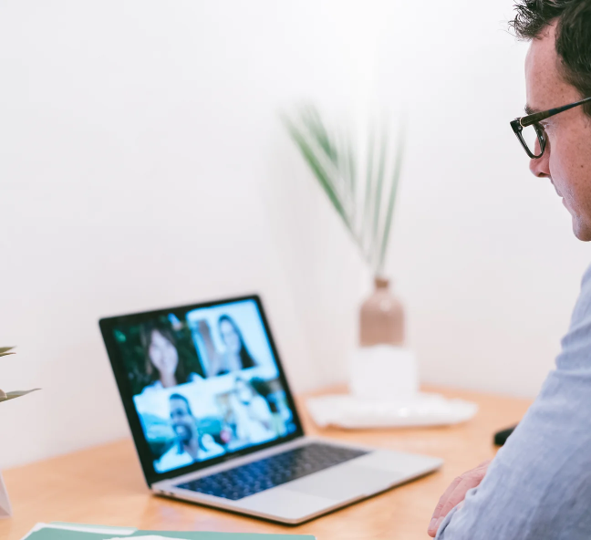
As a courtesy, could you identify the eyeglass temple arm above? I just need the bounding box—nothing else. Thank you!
[521,96,591,127]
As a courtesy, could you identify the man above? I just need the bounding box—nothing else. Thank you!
[155,393,201,473]
[427,1,591,538]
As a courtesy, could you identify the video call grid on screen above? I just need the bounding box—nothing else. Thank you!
[102,297,300,479]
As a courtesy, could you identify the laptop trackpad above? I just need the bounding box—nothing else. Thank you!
[283,463,404,501]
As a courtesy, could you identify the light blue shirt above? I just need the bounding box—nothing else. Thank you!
[438,264,591,540]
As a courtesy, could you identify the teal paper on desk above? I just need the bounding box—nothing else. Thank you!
[24,526,314,540]
[24,531,107,540]
[132,533,314,539]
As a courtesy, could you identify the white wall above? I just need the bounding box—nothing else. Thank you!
[1,0,589,469]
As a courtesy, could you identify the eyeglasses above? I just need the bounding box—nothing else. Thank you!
[510,96,591,159]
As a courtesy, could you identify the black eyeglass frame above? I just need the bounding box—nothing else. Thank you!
[510,95,591,159]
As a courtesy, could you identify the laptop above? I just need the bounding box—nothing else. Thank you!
[99,295,442,524]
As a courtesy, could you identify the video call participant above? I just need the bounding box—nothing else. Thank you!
[155,394,201,472]
[198,315,257,377]
[140,324,202,394]
[229,376,274,444]
[155,393,225,472]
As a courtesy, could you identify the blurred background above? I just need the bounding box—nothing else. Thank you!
[1,0,589,469]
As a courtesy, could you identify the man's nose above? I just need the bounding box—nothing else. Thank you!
[529,138,550,178]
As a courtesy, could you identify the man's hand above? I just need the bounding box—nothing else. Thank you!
[427,460,491,537]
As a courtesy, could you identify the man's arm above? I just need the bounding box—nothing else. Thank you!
[436,265,591,539]
[428,460,491,536]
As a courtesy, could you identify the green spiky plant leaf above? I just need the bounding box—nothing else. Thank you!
[283,104,405,277]
[1,347,40,403]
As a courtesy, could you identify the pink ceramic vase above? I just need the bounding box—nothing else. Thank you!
[359,277,405,347]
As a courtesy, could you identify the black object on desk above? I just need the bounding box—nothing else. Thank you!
[494,425,517,446]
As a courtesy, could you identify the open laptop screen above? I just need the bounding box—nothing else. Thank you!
[100,296,303,484]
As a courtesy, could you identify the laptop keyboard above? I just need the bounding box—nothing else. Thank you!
[175,442,368,501]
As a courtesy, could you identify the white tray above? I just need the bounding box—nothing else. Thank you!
[307,392,478,429]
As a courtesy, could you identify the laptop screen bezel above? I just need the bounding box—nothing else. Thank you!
[99,294,305,487]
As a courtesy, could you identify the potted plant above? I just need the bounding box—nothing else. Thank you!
[283,105,406,347]
[1,347,39,518]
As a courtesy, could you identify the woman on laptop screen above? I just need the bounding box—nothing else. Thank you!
[138,320,204,395]
[196,315,258,377]
[229,375,274,444]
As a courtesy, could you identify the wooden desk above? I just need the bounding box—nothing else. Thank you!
[0,387,531,540]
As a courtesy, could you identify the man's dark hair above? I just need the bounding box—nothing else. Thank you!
[170,393,192,415]
[510,0,591,115]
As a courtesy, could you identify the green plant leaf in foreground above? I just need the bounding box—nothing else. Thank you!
[0,389,40,403]
[0,346,15,358]
[0,346,40,403]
